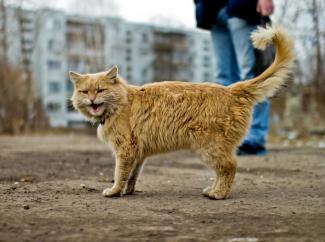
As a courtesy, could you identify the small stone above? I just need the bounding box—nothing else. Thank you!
[14,182,19,185]
[23,205,30,210]
[80,184,86,188]
[318,142,325,148]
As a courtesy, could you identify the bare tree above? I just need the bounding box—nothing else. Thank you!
[310,0,325,116]
[0,0,7,63]
[271,0,325,133]
[0,0,48,134]
[311,0,324,88]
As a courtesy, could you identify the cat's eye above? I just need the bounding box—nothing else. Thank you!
[97,89,106,93]
[79,90,88,94]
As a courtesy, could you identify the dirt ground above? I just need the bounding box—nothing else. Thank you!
[0,135,324,242]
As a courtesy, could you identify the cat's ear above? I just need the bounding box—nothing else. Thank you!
[69,71,83,84]
[105,65,118,83]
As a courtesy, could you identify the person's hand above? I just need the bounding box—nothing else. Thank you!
[257,0,274,16]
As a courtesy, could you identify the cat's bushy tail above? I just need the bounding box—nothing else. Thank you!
[229,25,295,102]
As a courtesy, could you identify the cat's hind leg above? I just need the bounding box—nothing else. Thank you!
[124,158,145,195]
[200,147,237,200]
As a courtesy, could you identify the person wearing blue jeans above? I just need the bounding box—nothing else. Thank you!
[194,0,274,155]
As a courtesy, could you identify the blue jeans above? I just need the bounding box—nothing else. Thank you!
[211,7,269,146]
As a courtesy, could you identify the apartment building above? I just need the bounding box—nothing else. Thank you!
[0,6,216,127]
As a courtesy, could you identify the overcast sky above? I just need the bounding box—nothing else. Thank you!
[46,0,196,28]
[118,0,196,27]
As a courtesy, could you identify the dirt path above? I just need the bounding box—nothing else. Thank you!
[0,135,324,242]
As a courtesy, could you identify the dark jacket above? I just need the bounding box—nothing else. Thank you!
[194,0,262,30]
[194,0,227,30]
[227,0,260,23]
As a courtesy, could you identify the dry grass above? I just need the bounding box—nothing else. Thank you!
[0,62,48,134]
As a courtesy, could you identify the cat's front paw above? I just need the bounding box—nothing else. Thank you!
[203,187,228,200]
[207,190,228,200]
[102,187,122,197]
[202,186,212,197]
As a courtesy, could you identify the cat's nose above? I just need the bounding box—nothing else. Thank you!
[89,95,96,102]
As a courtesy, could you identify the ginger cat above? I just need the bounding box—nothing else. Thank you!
[69,26,295,199]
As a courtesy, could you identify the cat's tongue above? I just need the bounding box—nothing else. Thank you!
[91,104,100,112]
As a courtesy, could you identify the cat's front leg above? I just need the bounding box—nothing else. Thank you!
[103,154,135,197]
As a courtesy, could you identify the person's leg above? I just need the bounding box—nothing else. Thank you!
[245,100,270,146]
[211,7,239,86]
[227,17,269,153]
[227,17,256,80]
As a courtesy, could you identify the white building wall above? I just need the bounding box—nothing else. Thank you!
[188,30,216,83]
[34,9,68,127]
[124,23,155,85]
[104,17,128,77]
[4,7,23,67]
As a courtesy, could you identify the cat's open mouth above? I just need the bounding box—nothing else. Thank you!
[89,103,104,113]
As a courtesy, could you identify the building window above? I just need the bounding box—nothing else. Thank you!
[203,39,210,51]
[48,40,55,51]
[48,40,61,53]
[48,82,61,93]
[142,68,147,77]
[142,33,148,43]
[47,18,61,30]
[66,79,74,93]
[204,72,210,82]
[47,60,61,70]
[126,56,132,62]
[140,48,149,55]
[126,48,132,61]
[67,100,75,112]
[47,102,61,112]
[127,66,132,74]
[69,58,81,71]
[203,56,210,68]
[126,30,133,43]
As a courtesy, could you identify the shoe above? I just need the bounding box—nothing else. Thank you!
[237,141,267,156]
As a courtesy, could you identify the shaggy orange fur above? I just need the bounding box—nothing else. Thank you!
[69,26,295,199]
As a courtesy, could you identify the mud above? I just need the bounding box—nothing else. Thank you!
[0,135,324,242]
